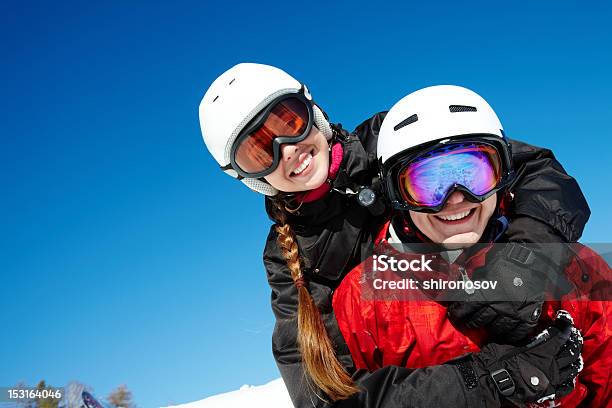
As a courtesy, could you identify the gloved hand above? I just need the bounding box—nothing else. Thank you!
[470,311,583,407]
[447,242,573,343]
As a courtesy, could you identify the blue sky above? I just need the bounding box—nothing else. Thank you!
[1,1,611,406]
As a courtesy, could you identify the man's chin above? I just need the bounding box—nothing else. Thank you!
[441,232,481,249]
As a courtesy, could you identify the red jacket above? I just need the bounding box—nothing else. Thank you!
[332,222,611,407]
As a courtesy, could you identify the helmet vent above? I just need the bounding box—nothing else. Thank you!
[212,95,219,102]
[394,114,418,131]
[229,78,236,85]
[449,105,477,112]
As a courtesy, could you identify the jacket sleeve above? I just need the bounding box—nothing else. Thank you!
[507,139,591,242]
[265,228,489,408]
[352,111,387,163]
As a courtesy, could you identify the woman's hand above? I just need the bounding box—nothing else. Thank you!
[470,311,583,407]
[447,242,573,343]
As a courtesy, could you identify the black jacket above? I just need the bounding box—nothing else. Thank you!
[263,112,590,407]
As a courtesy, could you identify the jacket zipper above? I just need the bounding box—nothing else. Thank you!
[458,266,475,295]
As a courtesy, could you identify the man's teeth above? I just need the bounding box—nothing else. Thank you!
[293,154,312,175]
[437,210,471,221]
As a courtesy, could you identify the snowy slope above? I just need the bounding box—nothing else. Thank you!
[164,378,293,408]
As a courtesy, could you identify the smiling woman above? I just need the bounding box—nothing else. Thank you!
[199,63,362,400]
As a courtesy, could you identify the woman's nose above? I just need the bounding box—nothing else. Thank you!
[445,191,466,205]
[281,144,298,162]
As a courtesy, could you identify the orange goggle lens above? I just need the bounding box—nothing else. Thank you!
[234,97,309,174]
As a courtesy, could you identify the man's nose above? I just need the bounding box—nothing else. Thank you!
[445,190,466,205]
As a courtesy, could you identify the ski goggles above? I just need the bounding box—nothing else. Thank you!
[384,138,514,212]
[227,89,314,179]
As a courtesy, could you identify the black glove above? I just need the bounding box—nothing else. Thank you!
[468,311,583,407]
[447,242,573,344]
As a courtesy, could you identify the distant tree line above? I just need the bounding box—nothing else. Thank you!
[13,380,134,408]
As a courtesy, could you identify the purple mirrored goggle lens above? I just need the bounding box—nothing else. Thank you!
[398,144,503,208]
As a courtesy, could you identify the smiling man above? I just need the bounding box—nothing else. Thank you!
[331,85,611,407]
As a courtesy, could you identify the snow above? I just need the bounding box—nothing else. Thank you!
[163,378,293,408]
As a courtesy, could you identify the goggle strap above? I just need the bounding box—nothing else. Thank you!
[220,163,245,180]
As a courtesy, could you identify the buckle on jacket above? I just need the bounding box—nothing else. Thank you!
[490,368,516,396]
[506,243,535,265]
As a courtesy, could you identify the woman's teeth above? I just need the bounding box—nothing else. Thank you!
[436,209,472,221]
[292,153,312,176]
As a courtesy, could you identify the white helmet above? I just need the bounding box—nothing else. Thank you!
[377,85,514,212]
[378,85,505,165]
[199,63,333,195]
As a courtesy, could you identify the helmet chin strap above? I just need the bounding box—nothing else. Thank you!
[242,178,278,196]
[490,190,512,241]
[312,104,333,140]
